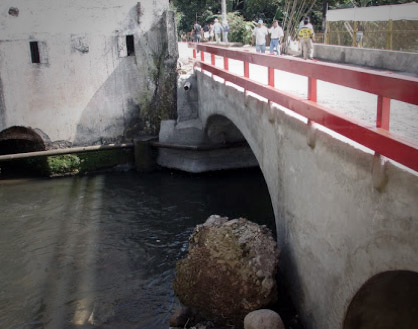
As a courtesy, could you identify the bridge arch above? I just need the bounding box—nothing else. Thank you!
[0,126,48,155]
[205,115,247,145]
[198,72,294,239]
[344,270,418,329]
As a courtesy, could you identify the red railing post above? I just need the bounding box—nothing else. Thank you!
[377,95,391,130]
[308,77,317,102]
[200,50,205,61]
[211,53,215,65]
[193,49,196,59]
[224,57,229,71]
[244,61,249,78]
[268,67,275,87]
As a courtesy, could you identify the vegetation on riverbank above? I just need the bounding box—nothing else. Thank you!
[171,0,414,44]
[0,148,134,178]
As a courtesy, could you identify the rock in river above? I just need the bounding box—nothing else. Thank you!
[244,309,285,329]
[173,215,280,327]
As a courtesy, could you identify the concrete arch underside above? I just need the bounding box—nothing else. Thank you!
[196,70,418,329]
[343,270,418,329]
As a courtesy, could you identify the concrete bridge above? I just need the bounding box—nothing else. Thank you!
[162,44,418,329]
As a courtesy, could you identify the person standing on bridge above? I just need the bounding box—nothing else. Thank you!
[193,21,202,43]
[269,20,284,55]
[222,21,230,43]
[209,22,214,41]
[213,18,223,43]
[203,23,210,41]
[298,17,314,60]
[298,17,314,59]
[252,19,269,53]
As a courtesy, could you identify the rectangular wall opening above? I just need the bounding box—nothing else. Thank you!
[126,35,135,56]
[30,41,40,64]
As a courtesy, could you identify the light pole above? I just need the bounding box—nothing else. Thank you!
[221,0,227,24]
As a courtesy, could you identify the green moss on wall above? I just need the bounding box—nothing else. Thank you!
[77,148,133,173]
[139,51,177,135]
[137,12,178,136]
[0,148,134,178]
[47,154,81,176]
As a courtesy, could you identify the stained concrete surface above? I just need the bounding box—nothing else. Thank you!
[0,1,178,146]
[314,44,418,75]
[195,69,418,329]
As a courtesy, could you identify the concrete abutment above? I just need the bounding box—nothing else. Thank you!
[155,68,259,172]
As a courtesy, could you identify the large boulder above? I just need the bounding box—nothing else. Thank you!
[173,215,280,327]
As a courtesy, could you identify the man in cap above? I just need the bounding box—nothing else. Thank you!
[298,17,314,59]
[252,19,269,53]
[298,16,315,58]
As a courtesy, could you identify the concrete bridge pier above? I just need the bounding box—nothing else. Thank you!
[156,71,258,172]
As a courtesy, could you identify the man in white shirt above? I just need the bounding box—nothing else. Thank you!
[252,20,269,53]
[213,18,223,43]
[269,20,284,55]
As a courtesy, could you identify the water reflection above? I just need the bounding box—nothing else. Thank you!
[0,169,274,329]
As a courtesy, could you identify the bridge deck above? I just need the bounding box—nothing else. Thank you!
[183,42,418,172]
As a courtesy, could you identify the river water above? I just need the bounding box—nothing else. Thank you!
[0,169,275,329]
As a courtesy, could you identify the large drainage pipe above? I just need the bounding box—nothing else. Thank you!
[0,143,133,162]
[184,81,191,91]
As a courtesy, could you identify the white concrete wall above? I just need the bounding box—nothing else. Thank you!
[196,70,418,329]
[0,0,177,146]
[0,0,168,36]
[314,44,418,74]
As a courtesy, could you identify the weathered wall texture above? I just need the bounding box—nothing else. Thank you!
[0,75,5,129]
[196,70,418,329]
[0,0,177,147]
[314,44,418,74]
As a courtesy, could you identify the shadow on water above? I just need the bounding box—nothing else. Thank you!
[0,168,301,329]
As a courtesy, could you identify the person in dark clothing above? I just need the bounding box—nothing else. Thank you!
[193,21,202,43]
[203,24,209,41]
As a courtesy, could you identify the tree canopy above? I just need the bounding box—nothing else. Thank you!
[171,0,416,34]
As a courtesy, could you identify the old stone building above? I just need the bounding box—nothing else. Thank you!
[0,0,178,151]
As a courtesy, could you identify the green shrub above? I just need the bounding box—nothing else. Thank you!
[227,12,256,44]
[47,155,81,176]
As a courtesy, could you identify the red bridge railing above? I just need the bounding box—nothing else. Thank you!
[189,43,418,172]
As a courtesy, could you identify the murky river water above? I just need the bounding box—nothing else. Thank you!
[0,169,275,329]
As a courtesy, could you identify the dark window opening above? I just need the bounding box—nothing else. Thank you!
[30,41,40,64]
[126,35,135,56]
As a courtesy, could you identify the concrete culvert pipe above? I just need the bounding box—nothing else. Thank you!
[184,81,191,91]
